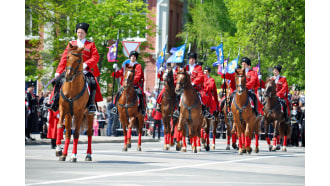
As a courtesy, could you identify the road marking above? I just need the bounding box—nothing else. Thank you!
[26,153,304,185]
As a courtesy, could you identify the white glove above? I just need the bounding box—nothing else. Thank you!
[83,63,88,69]
[159,67,164,72]
[113,64,118,71]
[55,73,60,78]
[56,114,60,118]
[192,83,195,86]
[222,68,226,74]
[258,75,262,79]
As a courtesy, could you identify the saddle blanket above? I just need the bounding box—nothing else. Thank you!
[86,82,90,95]
[249,97,254,108]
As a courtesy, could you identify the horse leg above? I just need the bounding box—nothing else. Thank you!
[225,119,231,150]
[176,130,182,151]
[244,122,252,154]
[264,120,272,151]
[170,118,175,146]
[85,114,93,161]
[137,115,143,151]
[211,118,217,150]
[182,126,187,152]
[59,115,73,161]
[70,112,84,162]
[231,122,238,149]
[276,135,281,150]
[55,113,65,157]
[271,121,279,151]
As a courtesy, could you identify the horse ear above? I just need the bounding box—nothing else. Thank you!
[69,42,73,48]
[77,47,84,53]
[125,63,130,68]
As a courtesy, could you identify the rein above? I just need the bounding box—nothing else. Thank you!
[182,98,199,121]
[233,93,250,123]
[118,68,137,117]
[60,78,87,116]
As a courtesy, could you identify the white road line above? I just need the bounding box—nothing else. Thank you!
[26,153,304,186]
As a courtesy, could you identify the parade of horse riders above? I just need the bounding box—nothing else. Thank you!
[24,0,307,185]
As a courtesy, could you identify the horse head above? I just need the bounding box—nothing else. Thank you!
[175,67,190,95]
[65,43,84,82]
[234,68,246,95]
[264,78,276,98]
[163,67,174,87]
[123,64,135,90]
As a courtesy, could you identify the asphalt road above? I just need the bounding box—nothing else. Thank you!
[25,138,305,186]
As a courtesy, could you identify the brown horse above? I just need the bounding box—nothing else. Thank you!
[212,89,238,150]
[263,78,291,152]
[175,67,203,153]
[55,44,94,162]
[160,67,176,150]
[231,68,261,155]
[117,64,144,151]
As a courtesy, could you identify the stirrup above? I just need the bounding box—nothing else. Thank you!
[88,104,97,114]
[227,112,233,118]
[173,110,180,118]
[111,107,118,115]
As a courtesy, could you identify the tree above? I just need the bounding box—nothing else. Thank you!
[25,0,156,96]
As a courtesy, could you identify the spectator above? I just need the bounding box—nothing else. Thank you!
[150,93,157,106]
[26,82,38,141]
[147,98,154,111]
[93,115,99,136]
[291,90,300,103]
[152,104,162,139]
[290,101,302,147]
[299,91,305,107]
[145,87,151,97]
[106,96,115,136]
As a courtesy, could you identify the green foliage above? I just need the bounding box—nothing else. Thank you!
[25,0,156,96]
[181,0,305,89]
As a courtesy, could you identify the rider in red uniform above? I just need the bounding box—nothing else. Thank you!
[203,66,219,119]
[185,52,210,118]
[46,23,103,113]
[271,65,290,122]
[111,51,146,115]
[240,57,262,117]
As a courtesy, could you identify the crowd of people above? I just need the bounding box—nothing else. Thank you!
[25,22,305,149]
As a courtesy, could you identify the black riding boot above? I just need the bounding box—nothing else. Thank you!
[202,104,210,119]
[281,99,289,122]
[135,86,146,116]
[87,90,97,113]
[173,94,181,119]
[111,87,123,115]
[248,91,259,117]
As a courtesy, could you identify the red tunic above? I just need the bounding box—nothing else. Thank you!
[220,72,236,94]
[111,62,144,88]
[56,40,103,102]
[156,67,178,104]
[185,64,204,91]
[204,75,219,113]
[271,75,290,115]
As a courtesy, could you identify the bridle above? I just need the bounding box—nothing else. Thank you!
[264,81,277,98]
[123,69,135,91]
[176,72,190,92]
[65,52,83,82]
[235,75,246,95]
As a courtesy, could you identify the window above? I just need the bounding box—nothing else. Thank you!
[25,7,39,37]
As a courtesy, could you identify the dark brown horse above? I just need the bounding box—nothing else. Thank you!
[160,67,176,150]
[231,68,261,155]
[212,89,238,150]
[175,68,203,153]
[117,64,144,151]
[55,44,94,162]
[263,78,291,152]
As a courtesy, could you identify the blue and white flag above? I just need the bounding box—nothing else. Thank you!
[156,44,167,70]
[212,43,224,67]
[166,44,186,63]
[226,55,239,74]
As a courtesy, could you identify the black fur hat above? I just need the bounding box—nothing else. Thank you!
[241,57,251,66]
[188,52,197,60]
[76,23,89,33]
[204,66,211,72]
[129,50,139,59]
[274,65,282,73]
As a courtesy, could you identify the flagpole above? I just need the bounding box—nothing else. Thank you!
[258,52,263,104]
[220,34,228,109]
[156,35,168,108]
[112,29,120,103]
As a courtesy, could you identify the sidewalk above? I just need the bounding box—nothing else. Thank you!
[25,133,160,145]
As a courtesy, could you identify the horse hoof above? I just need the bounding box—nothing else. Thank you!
[85,155,92,161]
[226,146,230,150]
[127,144,131,148]
[193,148,197,153]
[242,149,247,153]
[276,145,281,150]
[238,150,243,155]
[282,147,287,152]
[70,158,77,162]
[56,151,62,157]
[269,146,273,151]
[247,148,252,154]
[255,147,259,153]
[122,147,127,152]
[232,143,238,149]
[205,146,210,151]
[170,143,175,147]
[137,147,141,151]
[182,148,187,152]
[59,156,66,161]
[271,146,277,151]
[176,146,181,151]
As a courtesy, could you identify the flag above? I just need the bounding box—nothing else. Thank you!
[167,44,187,63]
[217,58,229,75]
[257,57,261,75]
[227,55,239,74]
[212,43,224,67]
[156,44,167,70]
[107,39,119,62]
